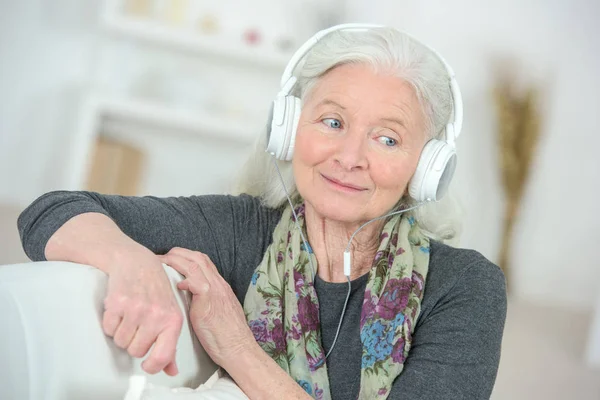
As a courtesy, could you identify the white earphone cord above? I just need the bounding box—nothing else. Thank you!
[271,158,426,363]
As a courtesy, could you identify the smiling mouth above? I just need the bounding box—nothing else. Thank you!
[320,174,367,192]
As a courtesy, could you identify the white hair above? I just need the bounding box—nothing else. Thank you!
[232,27,463,245]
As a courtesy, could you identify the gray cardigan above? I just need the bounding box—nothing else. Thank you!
[18,191,507,399]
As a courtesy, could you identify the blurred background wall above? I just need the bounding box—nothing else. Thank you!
[1,1,599,398]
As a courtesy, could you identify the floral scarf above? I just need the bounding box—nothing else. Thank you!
[243,199,429,399]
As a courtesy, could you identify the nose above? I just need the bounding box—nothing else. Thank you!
[333,129,368,171]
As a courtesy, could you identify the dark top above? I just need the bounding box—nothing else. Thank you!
[17,191,507,399]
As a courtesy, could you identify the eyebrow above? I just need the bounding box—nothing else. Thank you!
[315,99,346,110]
[315,99,408,129]
[381,117,407,130]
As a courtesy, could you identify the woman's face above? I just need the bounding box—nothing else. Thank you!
[293,63,428,224]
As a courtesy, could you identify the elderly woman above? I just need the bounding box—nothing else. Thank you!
[18,25,506,400]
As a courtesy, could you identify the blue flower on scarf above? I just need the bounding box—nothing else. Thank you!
[361,320,385,350]
[362,353,376,368]
[361,320,393,367]
[374,341,392,360]
[393,313,405,329]
[251,271,259,285]
[297,380,312,395]
[361,320,399,366]
[373,329,395,361]
[419,246,430,254]
[407,216,415,226]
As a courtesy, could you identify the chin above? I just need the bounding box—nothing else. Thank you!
[305,194,371,224]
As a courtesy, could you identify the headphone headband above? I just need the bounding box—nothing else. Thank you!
[279,23,463,141]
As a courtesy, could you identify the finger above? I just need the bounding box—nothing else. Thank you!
[184,251,220,282]
[176,280,190,291]
[162,253,210,294]
[102,311,122,337]
[142,328,179,375]
[163,360,179,377]
[127,324,158,358]
[113,314,139,349]
[197,253,218,274]
[160,253,197,277]
[167,249,214,276]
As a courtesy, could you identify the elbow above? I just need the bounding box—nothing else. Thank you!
[16,190,76,261]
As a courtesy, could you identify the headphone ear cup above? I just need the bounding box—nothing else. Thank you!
[266,95,285,158]
[266,95,301,160]
[409,139,457,202]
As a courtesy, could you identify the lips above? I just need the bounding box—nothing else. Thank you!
[320,174,367,191]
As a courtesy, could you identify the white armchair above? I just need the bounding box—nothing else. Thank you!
[0,261,218,400]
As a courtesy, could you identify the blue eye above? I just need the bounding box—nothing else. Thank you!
[378,136,397,147]
[323,118,342,129]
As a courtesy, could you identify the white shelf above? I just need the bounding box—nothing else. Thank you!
[65,94,263,190]
[95,96,263,143]
[101,13,292,70]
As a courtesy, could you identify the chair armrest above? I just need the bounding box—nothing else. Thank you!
[0,261,217,400]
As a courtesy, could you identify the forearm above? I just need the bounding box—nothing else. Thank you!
[18,190,239,271]
[224,342,311,400]
[45,212,150,274]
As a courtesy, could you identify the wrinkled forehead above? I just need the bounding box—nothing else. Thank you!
[306,64,422,117]
[305,63,418,104]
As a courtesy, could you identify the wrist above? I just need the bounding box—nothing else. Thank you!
[103,242,157,275]
[224,343,267,395]
[219,335,260,371]
[224,341,310,400]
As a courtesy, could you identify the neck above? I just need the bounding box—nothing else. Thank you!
[304,202,383,283]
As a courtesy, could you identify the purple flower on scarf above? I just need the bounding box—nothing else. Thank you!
[293,270,305,295]
[308,353,325,372]
[396,247,405,256]
[387,252,395,269]
[314,383,324,400]
[283,271,289,287]
[391,337,406,363]
[286,324,302,341]
[298,295,319,331]
[376,278,411,319]
[374,250,384,262]
[294,203,305,218]
[412,270,424,295]
[271,318,286,353]
[378,388,388,395]
[390,233,398,247]
[277,251,284,263]
[248,318,270,343]
[360,292,377,328]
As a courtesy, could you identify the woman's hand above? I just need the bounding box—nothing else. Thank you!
[160,248,313,400]
[158,248,255,368]
[102,246,184,376]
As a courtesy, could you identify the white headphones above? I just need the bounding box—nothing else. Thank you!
[265,23,464,202]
